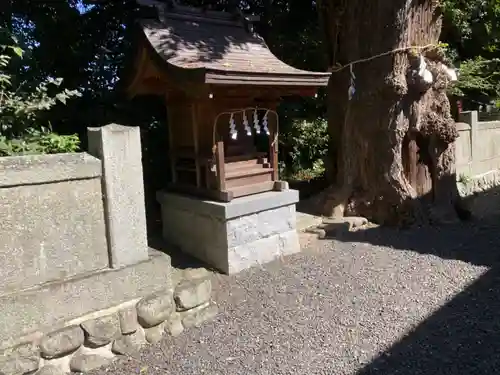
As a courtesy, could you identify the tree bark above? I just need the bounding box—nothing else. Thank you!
[316,0,467,226]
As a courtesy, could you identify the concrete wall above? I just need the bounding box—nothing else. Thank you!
[0,153,109,294]
[0,125,153,346]
[0,125,219,375]
[456,111,500,177]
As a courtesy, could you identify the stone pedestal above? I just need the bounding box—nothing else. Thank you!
[156,190,300,274]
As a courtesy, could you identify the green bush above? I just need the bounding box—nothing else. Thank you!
[0,128,80,156]
[0,29,81,156]
[448,57,500,102]
[280,118,328,180]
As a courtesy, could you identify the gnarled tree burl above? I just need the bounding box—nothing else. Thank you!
[317,0,469,225]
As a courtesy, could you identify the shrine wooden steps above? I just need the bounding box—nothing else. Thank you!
[225,154,274,189]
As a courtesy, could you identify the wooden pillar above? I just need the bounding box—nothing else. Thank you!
[268,108,279,181]
[269,134,279,181]
[191,102,201,187]
[165,94,177,184]
[215,141,226,191]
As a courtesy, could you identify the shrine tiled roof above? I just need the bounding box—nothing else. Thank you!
[139,6,330,86]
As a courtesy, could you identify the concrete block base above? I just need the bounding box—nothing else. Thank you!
[0,250,172,350]
[0,254,217,375]
[156,190,301,274]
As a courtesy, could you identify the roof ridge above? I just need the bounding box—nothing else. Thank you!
[164,11,245,29]
[137,0,259,33]
[164,4,260,34]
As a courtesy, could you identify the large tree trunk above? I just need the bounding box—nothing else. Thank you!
[316,0,467,226]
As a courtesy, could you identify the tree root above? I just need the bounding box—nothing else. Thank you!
[307,183,352,218]
[313,176,430,227]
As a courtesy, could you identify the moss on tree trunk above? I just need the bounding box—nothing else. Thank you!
[316,0,467,225]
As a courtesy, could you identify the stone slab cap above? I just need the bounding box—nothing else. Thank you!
[88,123,133,134]
[156,190,299,220]
[455,122,471,131]
[0,152,101,187]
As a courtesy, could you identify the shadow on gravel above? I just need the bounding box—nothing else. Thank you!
[322,185,500,268]
[356,266,500,375]
[325,186,500,374]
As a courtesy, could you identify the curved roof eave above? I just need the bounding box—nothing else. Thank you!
[139,15,332,87]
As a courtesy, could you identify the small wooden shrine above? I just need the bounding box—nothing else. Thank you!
[126,1,330,202]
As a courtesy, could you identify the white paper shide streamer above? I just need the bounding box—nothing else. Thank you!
[253,109,261,134]
[348,64,356,100]
[262,112,270,135]
[418,55,433,84]
[441,63,458,82]
[229,113,237,140]
[243,111,252,136]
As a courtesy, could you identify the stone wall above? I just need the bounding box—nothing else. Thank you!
[0,266,216,375]
[0,125,217,375]
[456,111,500,179]
[457,169,500,197]
[0,153,108,294]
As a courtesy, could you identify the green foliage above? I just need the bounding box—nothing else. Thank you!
[449,57,500,99]
[286,159,325,181]
[5,0,327,170]
[441,0,500,106]
[0,29,81,155]
[441,0,500,57]
[7,0,500,172]
[0,128,80,156]
[280,118,328,180]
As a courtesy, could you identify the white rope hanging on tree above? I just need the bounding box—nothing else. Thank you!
[348,64,356,100]
[327,43,461,102]
[253,109,261,134]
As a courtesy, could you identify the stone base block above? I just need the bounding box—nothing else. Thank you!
[0,260,216,375]
[156,190,301,274]
[0,250,172,350]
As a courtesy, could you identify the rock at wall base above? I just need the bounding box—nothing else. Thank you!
[111,329,146,357]
[181,303,218,329]
[81,315,120,348]
[144,323,165,344]
[42,355,71,374]
[40,326,84,359]
[174,278,212,311]
[70,353,113,373]
[35,365,65,375]
[164,315,184,337]
[136,292,173,328]
[118,308,138,335]
[0,356,39,375]
[0,343,40,375]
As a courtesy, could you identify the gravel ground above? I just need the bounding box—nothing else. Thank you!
[93,201,500,375]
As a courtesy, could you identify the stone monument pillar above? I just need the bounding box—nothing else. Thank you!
[88,124,149,268]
